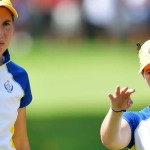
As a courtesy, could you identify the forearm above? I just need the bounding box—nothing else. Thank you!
[13,108,31,150]
[100,108,124,148]
[13,136,30,150]
[15,144,30,150]
[101,86,133,149]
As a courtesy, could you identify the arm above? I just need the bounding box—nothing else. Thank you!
[101,108,131,149]
[13,107,30,150]
[100,86,135,149]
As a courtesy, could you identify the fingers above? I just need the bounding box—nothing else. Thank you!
[115,85,120,96]
[107,86,135,111]
[115,86,132,95]
[108,86,135,100]
[108,93,115,101]
[125,88,135,95]
[120,87,128,95]
[116,86,135,96]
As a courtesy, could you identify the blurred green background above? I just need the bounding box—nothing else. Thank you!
[10,1,150,149]
[9,39,150,150]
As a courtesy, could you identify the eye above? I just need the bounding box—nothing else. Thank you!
[146,70,150,75]
[3,21,12,27]
[4,22,10,26]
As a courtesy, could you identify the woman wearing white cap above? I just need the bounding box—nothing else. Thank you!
[0,0,32,149]
[100,40,150,150]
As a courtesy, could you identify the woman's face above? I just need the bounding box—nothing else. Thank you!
[0,7,13,56]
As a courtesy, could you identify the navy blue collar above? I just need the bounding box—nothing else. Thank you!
[3,49,10,64]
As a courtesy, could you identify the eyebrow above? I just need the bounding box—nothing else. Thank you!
[3,19,12,23]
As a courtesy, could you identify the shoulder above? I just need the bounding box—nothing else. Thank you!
[123,107,150,148]
[6,61,27,73]
[123,106,150,123]
[139,106,150,117]
[6,61,32,108]
[6,61,29,79]
[6,61,31,90]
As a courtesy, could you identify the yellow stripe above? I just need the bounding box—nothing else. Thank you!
[10,126,15,148]
[129,145,135,150]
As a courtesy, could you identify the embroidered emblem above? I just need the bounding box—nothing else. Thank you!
[4,80,13,93]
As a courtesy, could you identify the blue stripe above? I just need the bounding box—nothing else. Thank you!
[6,61,32,108]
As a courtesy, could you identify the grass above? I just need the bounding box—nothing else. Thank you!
[27,115,105,150]
[9,38,150,149]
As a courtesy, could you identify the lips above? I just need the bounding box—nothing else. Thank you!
[0,42,4,45]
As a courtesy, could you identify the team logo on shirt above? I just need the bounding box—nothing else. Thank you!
[4,80,13,93]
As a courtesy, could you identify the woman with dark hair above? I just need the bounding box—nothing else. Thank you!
[0,0,32,149]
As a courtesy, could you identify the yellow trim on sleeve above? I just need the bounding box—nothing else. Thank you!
[129,145,135,150]
[10,126,15,148]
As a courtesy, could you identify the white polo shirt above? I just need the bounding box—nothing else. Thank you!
[0,50,32,149]
[123,106,150,150]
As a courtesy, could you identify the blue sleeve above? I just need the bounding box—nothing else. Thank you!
[7,62,32,108]
[123,107,150,148]
[20,74,32,108]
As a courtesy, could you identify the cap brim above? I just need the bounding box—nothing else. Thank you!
[0,2,18,18]
[139,64,146,74]
[139,61,150,74]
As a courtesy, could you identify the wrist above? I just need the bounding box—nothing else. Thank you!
[111,107,126,113]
